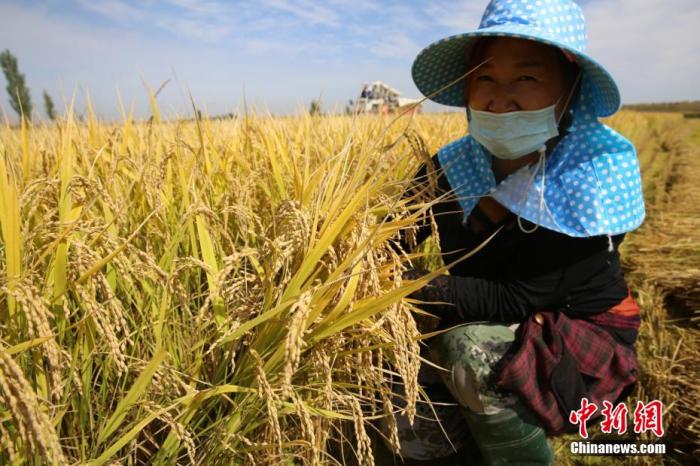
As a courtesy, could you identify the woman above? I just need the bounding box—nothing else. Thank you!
[382,0,645,464]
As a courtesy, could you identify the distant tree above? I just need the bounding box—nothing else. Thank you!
[309,99,321,116]
[0,49,32,119]
[43,90,56,121]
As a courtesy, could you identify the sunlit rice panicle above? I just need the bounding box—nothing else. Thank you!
[385,302,422,423]
[74,276,130,374]
[0,349,67,465]
[379,382,402,454]
[251,348,283,458]
[282,290,312,398]
[1,278,64,398]
[349,394,375,466]
[291,389,320,464]
[0,422,18,464]
[152,404,197,466]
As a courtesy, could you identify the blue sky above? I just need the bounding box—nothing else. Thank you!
[0,0,698,121]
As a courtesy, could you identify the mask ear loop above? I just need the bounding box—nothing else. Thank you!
[514,68,583,234]
[516,146,547,234]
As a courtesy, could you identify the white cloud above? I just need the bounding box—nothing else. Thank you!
[261,0,340,27]
[77,0,144,19]
[581,0,700,103]
[77,0,236,42]
[165,0,227,16]
[394,7,432,32]
[371,34,421,59]
[424,0,485,34]
[0,2,240,118]
[153,16,234,42]
[327,0,380,11]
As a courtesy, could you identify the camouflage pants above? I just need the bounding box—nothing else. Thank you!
[379,323,546,461]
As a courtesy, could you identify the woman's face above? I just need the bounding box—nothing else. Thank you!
[465,38,570,120]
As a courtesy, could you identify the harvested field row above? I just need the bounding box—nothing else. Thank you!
[623,115,700,463]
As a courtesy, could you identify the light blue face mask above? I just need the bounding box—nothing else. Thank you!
[467,101,560,159]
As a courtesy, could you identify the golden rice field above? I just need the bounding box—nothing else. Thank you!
[0,103,698,465]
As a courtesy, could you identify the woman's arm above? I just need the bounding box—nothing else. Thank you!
[405,266,561,325]
[410,229,629,325]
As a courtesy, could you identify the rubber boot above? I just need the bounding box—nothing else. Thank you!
[459,402,554,466]
[427,324,554,466]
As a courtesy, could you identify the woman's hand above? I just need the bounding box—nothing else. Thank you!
[402,267,457,331]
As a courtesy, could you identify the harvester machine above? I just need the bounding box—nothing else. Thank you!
[351,80,422,114]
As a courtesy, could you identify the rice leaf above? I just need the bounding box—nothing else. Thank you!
[97,349,168,445]
[0,153,21,318]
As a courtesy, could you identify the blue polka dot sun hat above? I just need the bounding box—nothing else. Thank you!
[412,0,620,117]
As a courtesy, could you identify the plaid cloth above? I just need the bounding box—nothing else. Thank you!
[494,296,640,434]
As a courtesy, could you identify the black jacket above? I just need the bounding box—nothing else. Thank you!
[396,154,630,326]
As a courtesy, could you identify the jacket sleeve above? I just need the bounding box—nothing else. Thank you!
[436,231,625,324]
[444,271,565,323]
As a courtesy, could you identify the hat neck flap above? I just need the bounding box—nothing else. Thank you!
[437,74,645,238]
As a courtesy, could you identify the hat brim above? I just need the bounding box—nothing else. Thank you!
[411,24,620,117]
